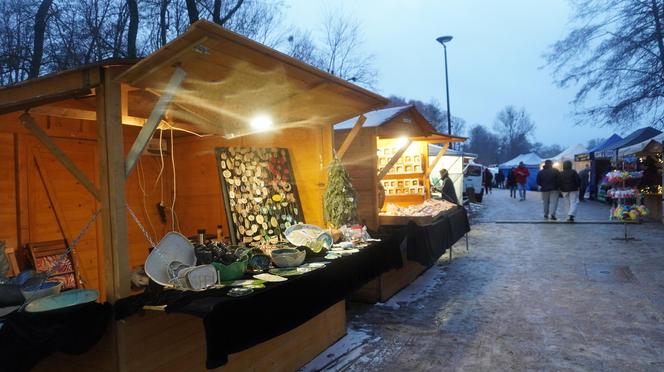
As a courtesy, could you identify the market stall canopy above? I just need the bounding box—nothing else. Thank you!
[548,144,587,163]
[117,20,388,137]
[618,132,664,157]
[589,134,623,153]
[594,127,662,158]
[427,144,477,159]
[334,104,466,142]
[499,153,543,168]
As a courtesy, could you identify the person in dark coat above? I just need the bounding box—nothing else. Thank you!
[483,168,494,195]
[578,164,590,202]
[507,168,517,198]
[536,160,560,220]
[559,160,581,222]
[437,168,459,204]
[495,171,505,188]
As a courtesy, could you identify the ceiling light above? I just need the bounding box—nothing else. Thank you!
[250,115,273,131]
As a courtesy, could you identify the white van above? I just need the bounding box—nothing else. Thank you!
[463,162,484,202]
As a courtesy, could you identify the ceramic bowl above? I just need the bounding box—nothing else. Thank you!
[21,281,63,302]
[213,259,248,282]
[271,248,306,268]
[247,254,271,273]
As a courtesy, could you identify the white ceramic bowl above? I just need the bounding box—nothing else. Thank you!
[271,248,306,268]
[21,281,63,302]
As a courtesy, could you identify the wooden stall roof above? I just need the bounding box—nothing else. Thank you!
[0,60,136,115]
[117,20,388,137]
[334,104,466,143]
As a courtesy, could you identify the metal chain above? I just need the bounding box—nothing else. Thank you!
[45,208,102,279]
[126,203,157,248]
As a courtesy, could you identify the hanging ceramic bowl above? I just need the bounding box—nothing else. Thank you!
[145,232,196,286]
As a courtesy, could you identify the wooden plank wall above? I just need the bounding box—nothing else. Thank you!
[0,113,171,296]
[333,128,379,230]
[173,125,334,237]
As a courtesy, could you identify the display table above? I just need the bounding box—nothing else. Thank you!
[26,239,401,371]
[353,206,470,303]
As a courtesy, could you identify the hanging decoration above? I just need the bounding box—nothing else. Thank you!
[216,147,304,245]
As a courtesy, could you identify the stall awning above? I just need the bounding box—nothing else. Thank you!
[618,133,664,157]
[118,20,388,137]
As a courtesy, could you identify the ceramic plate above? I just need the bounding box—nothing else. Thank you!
[25,289,99,313]
[304,262,328,269]
[253,273,287,282]
[269,268,306,277]
[227,287,253,297]
[324,253,340,260]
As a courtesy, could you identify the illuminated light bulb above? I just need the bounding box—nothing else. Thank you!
[396,136,410,148]
[250,115,273,131]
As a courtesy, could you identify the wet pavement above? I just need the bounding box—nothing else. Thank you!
[303,189,664,371]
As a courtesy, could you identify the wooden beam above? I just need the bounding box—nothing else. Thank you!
[19,113,101,201]
[30,105,148,127]
[33,154,88,288]
[97,67,131,302]
[0,67,101,115]
[125,67,187,177]
[377,140,412,181]
[336,115,366,160]
[426,143,449,178]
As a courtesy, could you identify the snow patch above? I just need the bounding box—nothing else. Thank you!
[300,327,379,371]
[376,266,445,310]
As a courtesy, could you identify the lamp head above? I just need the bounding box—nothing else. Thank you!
[436,35,453,45]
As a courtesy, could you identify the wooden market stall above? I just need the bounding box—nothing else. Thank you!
[333,105,468,303]
[333,104,465,230]
[0,20,389,371]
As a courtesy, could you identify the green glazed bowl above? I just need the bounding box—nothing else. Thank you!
[213,259,248,282]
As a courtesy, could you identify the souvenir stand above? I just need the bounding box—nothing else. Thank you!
[0,20,407,372]
[333,105,469,303]
[617,133,664,222]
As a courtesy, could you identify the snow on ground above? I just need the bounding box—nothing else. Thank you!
[300,327,380,372]
[376,265,446,310]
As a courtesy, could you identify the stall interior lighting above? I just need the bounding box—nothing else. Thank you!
[396,136,410,148]
[250,115,273,131]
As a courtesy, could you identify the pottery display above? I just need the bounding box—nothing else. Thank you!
[216,147,305,245]
[21,281,63,302]
[145,232,196,286]
[213,258,248,282]
[270,248,306,268]
[247,254,271,273]
[25,289,99,313]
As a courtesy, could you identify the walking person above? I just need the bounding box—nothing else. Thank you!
[536,160,560,220]
[483,168,493,195]
[578,164,590,202]
[495,171,505,189]
[507,168,517,198]
[514,162,530,201]
[559,160,581,222]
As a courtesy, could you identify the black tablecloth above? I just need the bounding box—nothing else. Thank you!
[115,237,403,369]
[0,301,112,372]
[380,206,471,267]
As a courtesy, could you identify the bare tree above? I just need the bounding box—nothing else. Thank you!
[389,95,466,136]
[30,0,54,78]
[185,0,199,23]
[127,0,138,58]
[493,106,535,161]
[318,9,376,87]
[546,0,664,129]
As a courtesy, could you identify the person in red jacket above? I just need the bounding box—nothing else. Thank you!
[513,161,530,201]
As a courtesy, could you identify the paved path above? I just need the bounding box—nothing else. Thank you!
[303,189,664,371]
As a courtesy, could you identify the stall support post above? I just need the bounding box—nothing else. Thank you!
[96,67,131,302]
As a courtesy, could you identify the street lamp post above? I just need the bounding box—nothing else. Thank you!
[436,35,453,136]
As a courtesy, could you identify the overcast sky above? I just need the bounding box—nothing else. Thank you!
[283,0,617,148]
